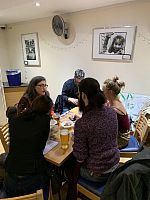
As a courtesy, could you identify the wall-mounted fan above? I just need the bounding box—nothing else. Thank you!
[52,15,69,39]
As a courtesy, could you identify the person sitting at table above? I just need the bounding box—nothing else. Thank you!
[6,76,51,119]
[3,95,53,200]
[61,69,85,113]
[66,77,120,200]
[103,76,130,149]
[18,76,50,116]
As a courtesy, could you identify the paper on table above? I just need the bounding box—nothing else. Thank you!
[43,140,58,155]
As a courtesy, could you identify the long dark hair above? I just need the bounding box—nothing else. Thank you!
[32,95,53,115]
[25,76,47,101]
[79,78,106,112]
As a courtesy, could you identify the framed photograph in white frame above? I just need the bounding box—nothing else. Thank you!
[21,32,41,66]
[92,26,137,61]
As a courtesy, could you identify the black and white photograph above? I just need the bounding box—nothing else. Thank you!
[25,39,36,60]
[99,32,127,55]
[92,26,136,61]
[21,33,41,66]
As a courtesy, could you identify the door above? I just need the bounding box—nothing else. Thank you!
[0,68,7,126]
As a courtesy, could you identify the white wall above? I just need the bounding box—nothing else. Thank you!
[4,1,150,101]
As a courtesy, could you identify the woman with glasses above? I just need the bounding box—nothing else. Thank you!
[17,76,50,116]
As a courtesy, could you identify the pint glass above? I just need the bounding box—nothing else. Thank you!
[52,113,60,125]
[60,129,69,150]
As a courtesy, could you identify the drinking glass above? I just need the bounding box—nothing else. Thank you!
[60,129,69,150]
[52,113,60,125]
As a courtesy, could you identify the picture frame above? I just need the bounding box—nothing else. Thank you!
[92,26,137,61]
[21,32,41,66]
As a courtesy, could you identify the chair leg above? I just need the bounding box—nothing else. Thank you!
[48,179,53,200]
[49,180,62,200]
[58,191,61,200]
[52,193,61,200]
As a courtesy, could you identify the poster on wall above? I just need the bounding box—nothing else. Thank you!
[21,32,41,66]
[92,26,137,61]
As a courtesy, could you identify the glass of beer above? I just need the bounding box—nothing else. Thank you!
[52,113,60,125]
[60,129,69,150]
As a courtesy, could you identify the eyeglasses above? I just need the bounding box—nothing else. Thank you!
[36,84,48,88]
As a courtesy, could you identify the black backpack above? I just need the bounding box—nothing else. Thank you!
[54,95,64,114]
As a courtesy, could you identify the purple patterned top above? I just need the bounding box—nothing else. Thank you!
[73,106,120,174]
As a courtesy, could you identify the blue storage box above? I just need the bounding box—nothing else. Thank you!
[6,69,21,86]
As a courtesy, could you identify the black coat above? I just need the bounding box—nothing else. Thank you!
[5,113,50,175]
[101,146,150,200]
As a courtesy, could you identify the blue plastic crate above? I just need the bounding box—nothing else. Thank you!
[6,70,21,86]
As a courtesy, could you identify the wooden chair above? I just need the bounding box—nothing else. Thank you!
[77,178,105,200]
[0,189,43,200]
[120,113,150,158]
[0,123,9,153]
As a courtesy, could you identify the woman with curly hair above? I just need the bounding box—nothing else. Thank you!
[103,76,130,149]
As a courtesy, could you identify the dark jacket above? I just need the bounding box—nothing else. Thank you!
[62,78,78,110]
[5,113,50,175]
[101,146,150,200]
[54,95,64,114]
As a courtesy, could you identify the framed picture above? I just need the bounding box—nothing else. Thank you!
[21,32,41,66]
[92,26,137,61]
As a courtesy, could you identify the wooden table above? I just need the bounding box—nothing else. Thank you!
[45,108,79,200]
[44,107,79,166]
[44,107,132,166]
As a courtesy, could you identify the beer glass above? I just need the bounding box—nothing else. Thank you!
[60,129,69,150]
[52,113,60,125]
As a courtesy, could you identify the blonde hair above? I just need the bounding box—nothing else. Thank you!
[104,76,125,95]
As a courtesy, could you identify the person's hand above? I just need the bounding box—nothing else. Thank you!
[69,113,81,121]
[68,98,78,105]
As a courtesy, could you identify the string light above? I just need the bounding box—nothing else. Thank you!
[40,36,88,51]
[137,32,150,44]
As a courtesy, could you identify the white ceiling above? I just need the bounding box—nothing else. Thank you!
[0,0,137,25]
